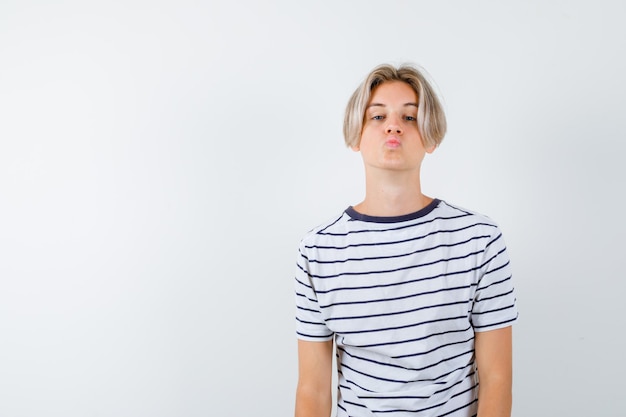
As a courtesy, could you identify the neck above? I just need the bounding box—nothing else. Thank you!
[353,168,432,217]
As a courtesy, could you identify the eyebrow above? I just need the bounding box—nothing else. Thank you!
[367,102,418,109]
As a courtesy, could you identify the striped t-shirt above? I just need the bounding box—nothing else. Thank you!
[295,199,518,417]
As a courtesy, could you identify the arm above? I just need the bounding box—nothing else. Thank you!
[295,339,334,417]
[475,326,513,417]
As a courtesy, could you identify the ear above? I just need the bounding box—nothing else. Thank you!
[350,142,361,152]
[425,144,436,154]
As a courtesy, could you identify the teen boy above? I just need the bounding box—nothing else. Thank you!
[294,64,518,417]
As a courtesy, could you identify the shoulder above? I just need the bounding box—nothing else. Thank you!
[298,210,351,249]
[436,200,500,226]
[434,200,506,244]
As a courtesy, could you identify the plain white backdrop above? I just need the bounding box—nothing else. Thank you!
[1,1,625,416]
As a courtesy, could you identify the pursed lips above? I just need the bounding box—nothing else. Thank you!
[385,136,401,148]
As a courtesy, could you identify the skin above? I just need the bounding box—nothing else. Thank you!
[475,327,513,417]
[294,339,333,417]
[351,81,435,217]
[295,81,513,417]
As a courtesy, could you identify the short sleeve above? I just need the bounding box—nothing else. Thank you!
[470,228,518,332]
[294,242,334,341]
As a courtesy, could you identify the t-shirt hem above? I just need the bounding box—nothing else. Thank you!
[296,334,334,342]
[473,315,518,333]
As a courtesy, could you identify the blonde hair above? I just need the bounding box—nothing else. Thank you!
[343,63,447,149]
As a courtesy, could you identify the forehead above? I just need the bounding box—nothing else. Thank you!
[368,81,417,105]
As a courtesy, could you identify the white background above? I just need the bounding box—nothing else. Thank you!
[1,1,625,416]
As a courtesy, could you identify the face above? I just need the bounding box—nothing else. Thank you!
[353,81,435,173]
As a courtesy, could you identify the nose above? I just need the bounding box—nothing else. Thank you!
[385,117,403,135]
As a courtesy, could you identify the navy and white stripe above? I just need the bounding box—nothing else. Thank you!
[295,199,518,417]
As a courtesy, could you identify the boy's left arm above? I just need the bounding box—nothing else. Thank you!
[475,326,513,417]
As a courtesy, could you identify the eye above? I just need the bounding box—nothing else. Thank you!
[404,115,417,122]
[372,115,385,120]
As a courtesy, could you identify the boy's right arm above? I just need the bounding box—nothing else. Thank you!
[295,339,334,417]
